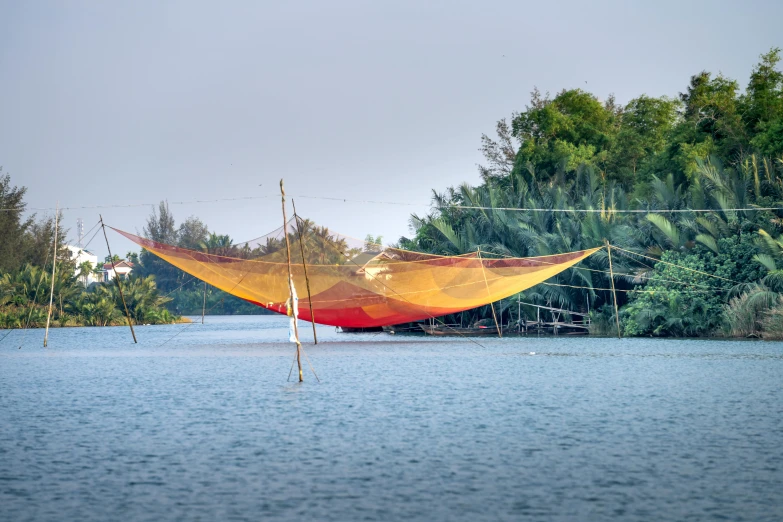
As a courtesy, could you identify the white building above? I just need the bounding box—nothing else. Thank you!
[102,260,134,282]
[66,245,100,285]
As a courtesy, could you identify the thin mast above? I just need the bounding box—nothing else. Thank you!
[43,203,59,348]
[101,216,137,343]
[280,180,303,382]
[292,199,318,345]
[605,240,622,339]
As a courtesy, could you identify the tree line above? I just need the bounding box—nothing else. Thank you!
[0,174,178,328]
[398,48,783,337]
[135,203,275,315]
[4,49,783,335]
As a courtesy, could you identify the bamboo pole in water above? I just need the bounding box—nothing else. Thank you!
[605,240,622,339]
[280,180,303,382]
[201,281,207,324]
[101,216,137,343]
[477,248,502,338]
[292,199,318,345]
[43,203,59,348]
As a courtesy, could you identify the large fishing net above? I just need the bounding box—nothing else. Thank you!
[112,219,599,328]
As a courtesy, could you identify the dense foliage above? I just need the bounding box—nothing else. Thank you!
[0,174,180,328]
[400,48,783,337]
[0,265,178,329]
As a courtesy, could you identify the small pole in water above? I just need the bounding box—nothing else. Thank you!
[201,280,207,324]
[280,180,303,382]
[292,199,318,345]
[477,248,501,338]
[517,293,521,333]
[100,216,137,343]
[43,202,59,348]
[605,240,622,339]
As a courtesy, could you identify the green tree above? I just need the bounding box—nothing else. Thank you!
[744,48,783,157]
[511,88,618,177]
[77,260,94,286]
[178,216,210,250]
[611,95,680,184]
[0,170,33,272]
[137,201,184,292]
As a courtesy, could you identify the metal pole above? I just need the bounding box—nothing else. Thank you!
[605,240,622,339]
[100,216,137,343]
[280,180,302,382]
[291,200,318,345]
[43,203,59,347]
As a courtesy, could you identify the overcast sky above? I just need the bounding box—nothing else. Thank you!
[1,0,781,259]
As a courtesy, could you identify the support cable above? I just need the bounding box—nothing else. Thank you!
[611,245,741,284]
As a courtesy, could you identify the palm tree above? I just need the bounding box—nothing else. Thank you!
[77,260,94,286]
[198,233,235,257]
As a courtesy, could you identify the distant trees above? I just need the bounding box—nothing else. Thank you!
[0,169,68,274]
[133,204,271,315]
[178,216,209,250]
[0,174,178,328]
[137,202,182,292]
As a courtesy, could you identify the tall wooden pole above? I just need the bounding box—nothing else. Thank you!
[43,203,59,347]
[477,249,502,338]
[280,180,303,382]
[291,200,318,344]
[201,281,207,324]
[101,216,137,343]
[605,240,622,339]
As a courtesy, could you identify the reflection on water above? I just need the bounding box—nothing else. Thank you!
[1,316,782,521]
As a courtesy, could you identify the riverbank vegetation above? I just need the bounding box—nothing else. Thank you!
[3,49,783,337]
[0,173,181,328]
[398,48,783,338]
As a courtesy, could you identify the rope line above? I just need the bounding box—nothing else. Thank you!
[16,250,52,349]
[443,205,780,213]
[0,195,276,213]
[611,245,740,284]
[79,220,101,245]
[3,194,783,214]
[160,275,201,298]
[542,282,722,294]
[300,345,320,383]
[483,249,728,291]
[80,223,103,251]
[157,269,254,348]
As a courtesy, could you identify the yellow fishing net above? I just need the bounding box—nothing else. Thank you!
[112,220,599,328]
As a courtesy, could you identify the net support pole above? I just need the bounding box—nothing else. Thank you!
[201,281,207,324]
[477,248,502,338]
[291,199,318,345]
[605,240,622,339]
[280,180,303,382]
[43,203,59,348]
[101,216,137,343]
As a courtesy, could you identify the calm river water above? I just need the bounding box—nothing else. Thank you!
[1,316,782,521]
